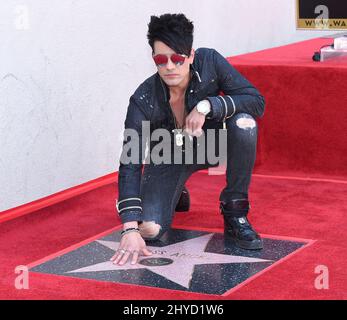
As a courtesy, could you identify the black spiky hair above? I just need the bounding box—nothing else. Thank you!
[147,13,194,56]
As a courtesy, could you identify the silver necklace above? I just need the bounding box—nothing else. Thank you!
[170,92,187,147]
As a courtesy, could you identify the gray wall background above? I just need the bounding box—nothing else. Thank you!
[0,0,342,211]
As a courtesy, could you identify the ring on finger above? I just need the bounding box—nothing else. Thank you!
[118,249,126,254]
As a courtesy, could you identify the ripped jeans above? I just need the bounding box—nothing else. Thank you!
[139,113,258,241]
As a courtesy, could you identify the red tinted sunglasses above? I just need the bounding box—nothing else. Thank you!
[152,53,188,67]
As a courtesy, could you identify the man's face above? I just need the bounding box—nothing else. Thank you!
[153,40,194,88]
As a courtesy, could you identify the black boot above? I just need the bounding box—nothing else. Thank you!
[220,199,263,250]
[175,186,190,212]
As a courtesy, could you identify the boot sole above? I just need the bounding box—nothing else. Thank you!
[224,231,263,250]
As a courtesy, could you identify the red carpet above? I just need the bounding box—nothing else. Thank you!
[1,37,346,299]
[1,173,346,299]
[230,37,347,179]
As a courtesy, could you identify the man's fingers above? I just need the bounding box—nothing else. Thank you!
[112,248,127,264]
[110,250,122,262]
[111,248,152,265]
[185,117,190,129]
[193,128,203,137]
[118,251,131,265]
[185,120,194,136]
[131,251,139,265]
[112,252,123,264]
[184,123,192,135]
[187,118,204,136]
[142,248,153,256]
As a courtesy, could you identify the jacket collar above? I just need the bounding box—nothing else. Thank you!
[190,63,202,83]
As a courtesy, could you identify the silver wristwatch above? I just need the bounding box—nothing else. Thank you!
[196,100,211,116]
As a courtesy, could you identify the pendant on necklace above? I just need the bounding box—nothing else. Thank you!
[175,132,184,146]
[172,129,184,147]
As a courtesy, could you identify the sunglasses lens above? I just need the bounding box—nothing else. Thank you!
[171,54,186,65]
[153,55,168,67]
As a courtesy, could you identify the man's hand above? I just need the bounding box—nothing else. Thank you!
[110,232,152,265]
[184,106,205,137]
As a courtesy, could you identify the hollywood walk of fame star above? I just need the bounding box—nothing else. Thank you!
[66,233,271,288]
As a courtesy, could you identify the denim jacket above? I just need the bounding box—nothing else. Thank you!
[116,48,265,224]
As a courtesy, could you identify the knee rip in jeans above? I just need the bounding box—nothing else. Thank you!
[236,117,256,130]
[139,221,162,239]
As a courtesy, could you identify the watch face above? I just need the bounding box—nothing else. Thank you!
[198,101,209,114]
